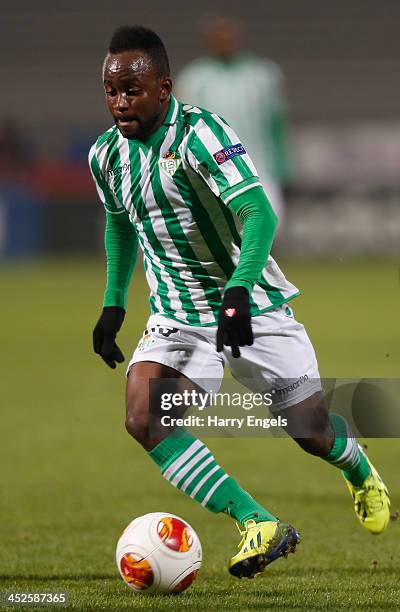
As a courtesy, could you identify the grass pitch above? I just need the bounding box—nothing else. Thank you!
[0,257,399,610]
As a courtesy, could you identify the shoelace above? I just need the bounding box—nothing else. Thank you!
[235,520,267,552]
[235,522,247,550]
[356,485,384,514]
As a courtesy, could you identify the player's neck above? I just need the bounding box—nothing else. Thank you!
[141,95,171,141]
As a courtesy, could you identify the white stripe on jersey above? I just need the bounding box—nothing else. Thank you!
[182,104,202,115]
[185,146,220,197]
[92,140,124,210]
[230,246,271,311]
[139,147,213,325]
[211,113,260,177]
[142,255,163,315]
[117,135,132,210]
[169,96,179,123]
[160,122,178,158]
[260,259,299,301]
[223,181,262,204]
[194,118,244,189]
[136,148,186,319]
[182,164,236,268]
[159,128,230,286]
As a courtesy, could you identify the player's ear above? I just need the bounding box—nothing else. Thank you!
[160,76,172,103]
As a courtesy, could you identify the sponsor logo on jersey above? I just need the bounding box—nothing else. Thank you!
[213,143,246,165]
[159,150,182,176]
[107,162,130,181]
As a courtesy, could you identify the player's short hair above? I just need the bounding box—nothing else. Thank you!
[108,25,170,77]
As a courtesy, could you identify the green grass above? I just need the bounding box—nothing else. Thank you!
[0,257,399,610]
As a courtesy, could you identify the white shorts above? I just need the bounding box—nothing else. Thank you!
[127,303,322,411]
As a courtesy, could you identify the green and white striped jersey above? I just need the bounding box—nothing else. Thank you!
[89,95,298,326]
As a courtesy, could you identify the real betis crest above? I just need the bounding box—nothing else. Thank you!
[159,150,182,176]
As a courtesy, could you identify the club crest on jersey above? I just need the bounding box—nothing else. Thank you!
[159,150,182,176]
[213,143,246,165]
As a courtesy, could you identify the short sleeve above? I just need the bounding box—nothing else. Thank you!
[185,113,262,205]
[88,142,125,214]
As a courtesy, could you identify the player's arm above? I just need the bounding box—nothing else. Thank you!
[225,186,277,294]
[216,187,277,357]
[89,144,138,368]
[93,210,138,369]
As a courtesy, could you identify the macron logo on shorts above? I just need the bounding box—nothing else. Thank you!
[213,143,246,165]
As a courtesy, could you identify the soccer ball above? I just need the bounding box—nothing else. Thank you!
[116,512,202,594]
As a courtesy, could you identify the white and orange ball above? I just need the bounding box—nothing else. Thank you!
[116,512,202,594]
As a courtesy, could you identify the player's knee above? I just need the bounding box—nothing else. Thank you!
[125,412,149,446]
[285,396,334,457]
[303,405,334,456]
[297,434,333,457]
[125,403,149,446]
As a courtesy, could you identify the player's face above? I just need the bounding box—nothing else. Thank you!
[102,51,172,140]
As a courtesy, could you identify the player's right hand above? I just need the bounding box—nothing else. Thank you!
[93,306,126,369]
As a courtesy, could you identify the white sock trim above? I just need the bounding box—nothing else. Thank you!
[190,464,221,499]
[201,474,229,507]
[180,456,215,492]
[170,447,211,486]
[162,440,204,480]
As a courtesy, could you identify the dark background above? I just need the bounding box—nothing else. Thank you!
[0,1,399,255]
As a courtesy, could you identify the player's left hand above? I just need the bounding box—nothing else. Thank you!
[216,287,253,358]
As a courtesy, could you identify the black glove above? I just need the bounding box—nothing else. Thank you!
[216,286,253,358]
[93,306,126,369]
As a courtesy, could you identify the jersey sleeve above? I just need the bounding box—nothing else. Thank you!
[184,113,263,205]
[225,186,277,293]
[88,142,126,215]
[103,210,138,309]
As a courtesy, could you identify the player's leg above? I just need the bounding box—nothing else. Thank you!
[125,318,298,577]
[125,360,276,526]
[278,391,390,534]
[228,304,390,535]
[125,360,296,578]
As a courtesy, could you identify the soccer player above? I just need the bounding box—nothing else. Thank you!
[90,26,390,579]
[175,15,292,229]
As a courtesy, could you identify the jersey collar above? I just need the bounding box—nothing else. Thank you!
[140,95,182,148]
[163,94,180,125]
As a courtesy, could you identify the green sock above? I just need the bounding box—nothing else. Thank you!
[149,429,276,525]
[324,414,371,487]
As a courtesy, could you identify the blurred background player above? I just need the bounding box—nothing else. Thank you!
[176,15,292,230]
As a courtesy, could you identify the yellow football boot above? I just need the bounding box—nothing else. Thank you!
[229,520,300,578]
[345,450,390,535]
